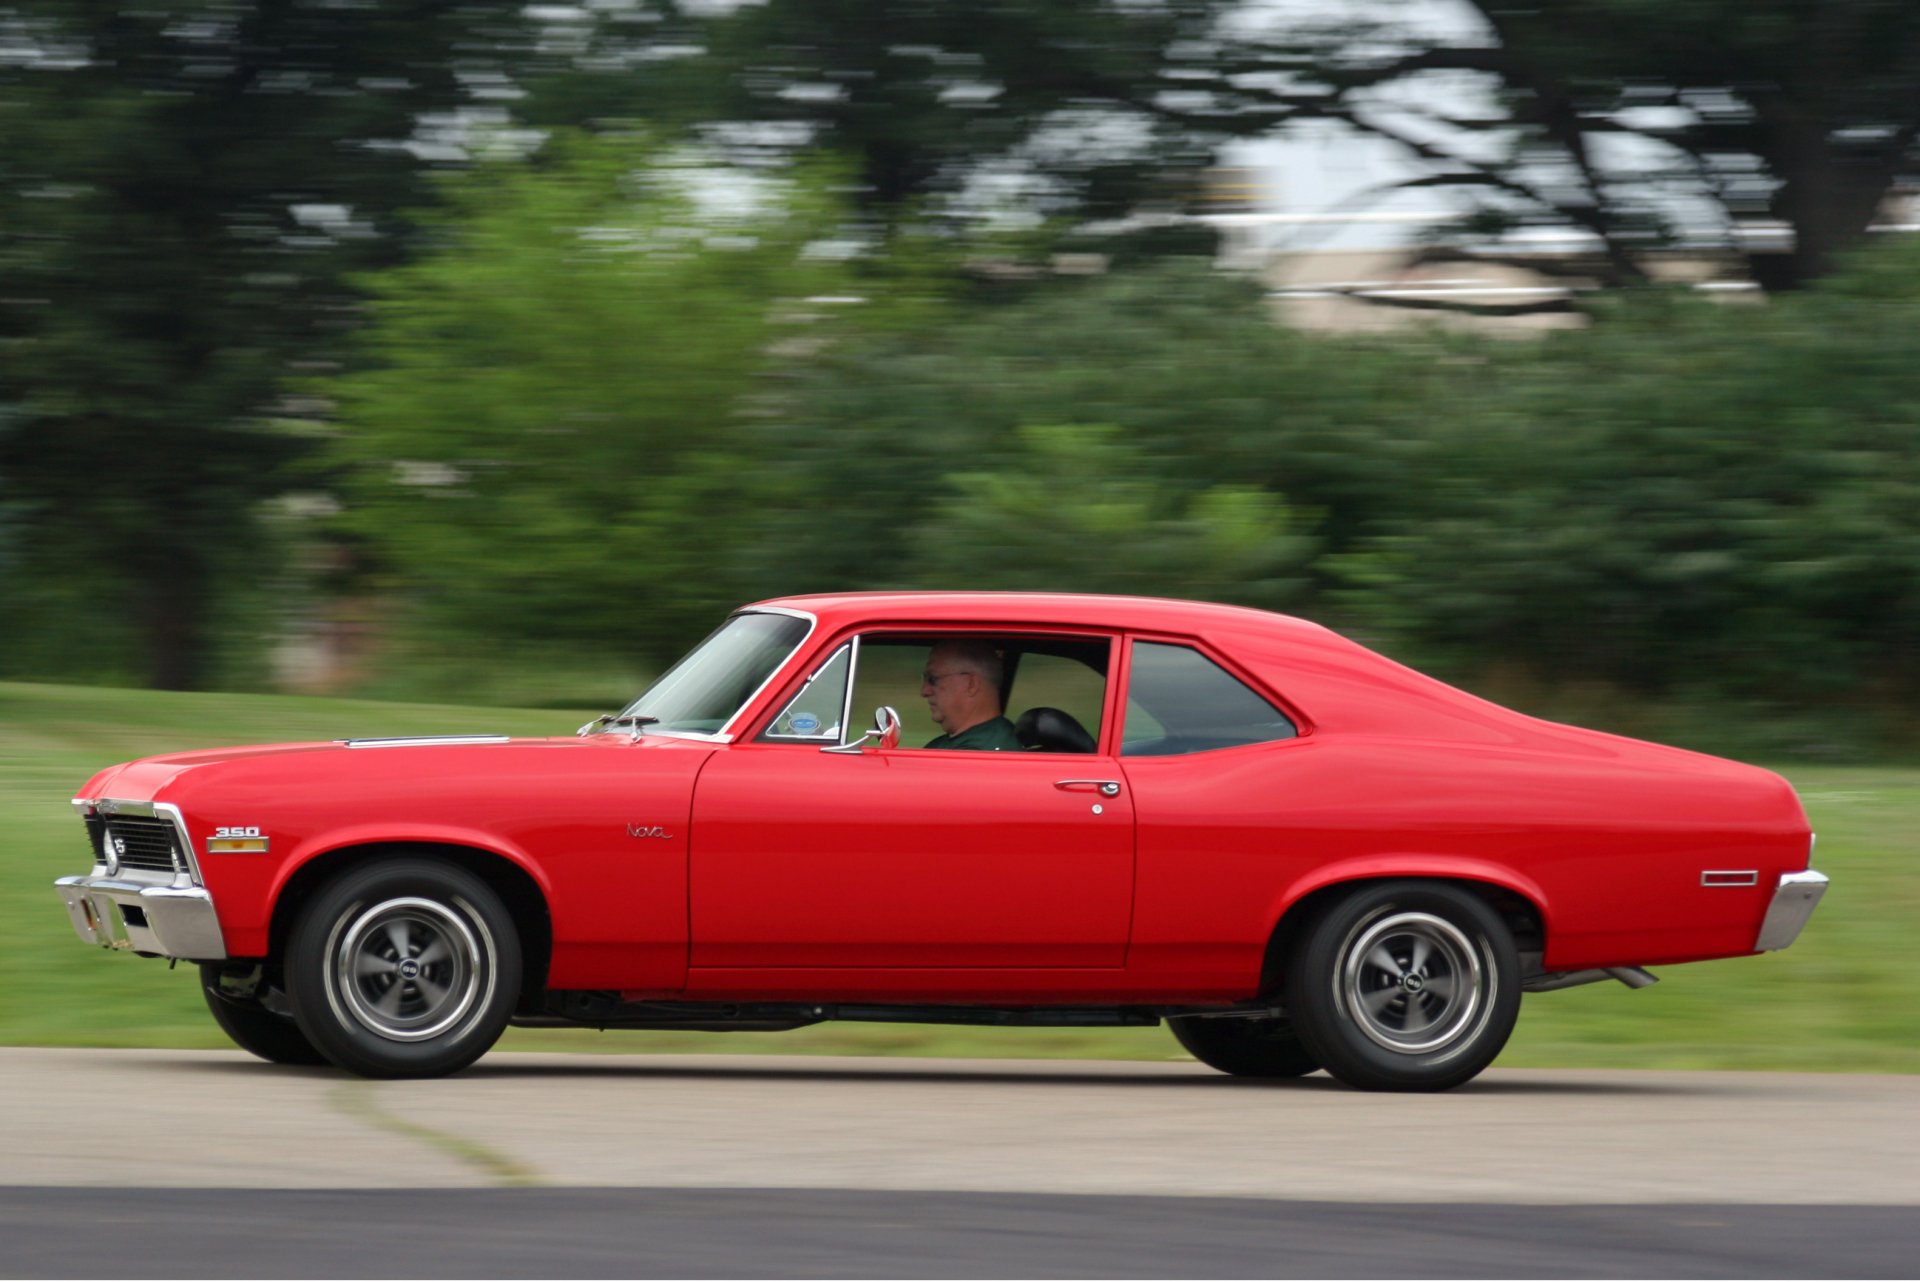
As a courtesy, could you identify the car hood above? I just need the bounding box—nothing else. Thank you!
[75,734,704,806]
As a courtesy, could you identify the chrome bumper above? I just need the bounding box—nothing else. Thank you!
[54,873,227,960]
[1755,869,1828,953]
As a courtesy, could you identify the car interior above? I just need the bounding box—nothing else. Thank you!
[849,634,1109,753]
[763,630,1299,756]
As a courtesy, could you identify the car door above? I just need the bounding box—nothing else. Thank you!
[1112,635,1315,984]
[686,631,1134,970]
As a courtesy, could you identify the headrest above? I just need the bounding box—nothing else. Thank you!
[1014,706,1096,754]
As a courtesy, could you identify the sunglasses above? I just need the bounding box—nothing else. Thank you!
[922,669,970,686]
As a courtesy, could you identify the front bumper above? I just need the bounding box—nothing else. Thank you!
[54,873,227,960]
[1755,869,1828,952]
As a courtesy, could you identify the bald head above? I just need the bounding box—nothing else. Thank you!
[921,640,1005,738]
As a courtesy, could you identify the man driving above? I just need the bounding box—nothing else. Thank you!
[920,640,1024,751]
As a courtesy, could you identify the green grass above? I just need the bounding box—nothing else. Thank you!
[3,679,1913,1070]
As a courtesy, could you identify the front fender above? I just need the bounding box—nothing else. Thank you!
[204,825,552,959]
[276,823,553,904]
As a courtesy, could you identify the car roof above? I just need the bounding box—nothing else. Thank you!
[745,591,1337,642]
[744,592,1779,775]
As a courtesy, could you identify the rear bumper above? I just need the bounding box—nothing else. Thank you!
[1755,869,1828,953]
[54,873,228,960]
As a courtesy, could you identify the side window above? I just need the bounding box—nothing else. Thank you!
[1003,651,1105,751]
[845,634,1112,753]
[1122,641,1297,757]
[758,643,851,743]
[848,641,941,747]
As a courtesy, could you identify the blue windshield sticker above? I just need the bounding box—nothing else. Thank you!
[790,712,822,735]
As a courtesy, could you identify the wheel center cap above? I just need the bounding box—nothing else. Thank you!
[1402,974,1425,994]
[397,958,420,980]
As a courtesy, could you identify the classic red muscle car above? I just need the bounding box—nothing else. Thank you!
[58,593,1826,1090]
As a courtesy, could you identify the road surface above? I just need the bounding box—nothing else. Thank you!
[2,1048,1914,1276]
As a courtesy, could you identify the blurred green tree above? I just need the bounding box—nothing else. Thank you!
[0,1,531,688]
[743,247,1920,748]
[700,0,1225,223]
[523,1,1920,294]
[737,261,1423,605]
[1336,236,1920,726]
[910,424,1311,607]
[324,132,849,664]
[521,0,1243,234]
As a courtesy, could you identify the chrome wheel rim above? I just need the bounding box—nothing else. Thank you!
[327,896,494,1043]
[1338,911,1486,1055]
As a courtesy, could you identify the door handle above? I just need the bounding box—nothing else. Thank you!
[1055,779,1121,797]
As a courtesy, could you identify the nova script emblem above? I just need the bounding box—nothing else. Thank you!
[627,824,672,839]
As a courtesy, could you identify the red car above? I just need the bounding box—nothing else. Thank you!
[58,593,1826,1090]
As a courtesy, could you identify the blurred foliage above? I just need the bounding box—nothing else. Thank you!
[736,262,1426,602]
[516,0,1239,228]
[725,247,1920,754]
[1463,0,1920,289]
[0,0,533,688]
[1335,237,1920,742]
[515,1,1920,291]
[2,0,1919,760]
[1177,0,1920,297]
[909,424,1311,607]
[696,0,1224,223]
[322,132,853,662]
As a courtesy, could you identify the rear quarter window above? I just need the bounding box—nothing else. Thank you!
[1122,641,1297,757]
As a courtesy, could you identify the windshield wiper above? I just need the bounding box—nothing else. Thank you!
[576,713,660,738]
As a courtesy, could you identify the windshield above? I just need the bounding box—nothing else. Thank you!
[614,611,811,735]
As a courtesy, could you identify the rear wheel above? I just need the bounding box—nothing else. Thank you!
[1286,881,1519,1092]
[1168,1014,1319,1078]
[286,858,521,1078]
[200,963,329,1066]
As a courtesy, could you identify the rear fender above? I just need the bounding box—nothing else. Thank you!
[1265,854,1552,979]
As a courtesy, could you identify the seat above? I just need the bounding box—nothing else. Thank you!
[1014,706,1096,754]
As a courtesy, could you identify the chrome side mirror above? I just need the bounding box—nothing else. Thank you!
[823,706,901,754]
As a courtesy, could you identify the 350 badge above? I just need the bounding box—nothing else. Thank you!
[206,825,269,854]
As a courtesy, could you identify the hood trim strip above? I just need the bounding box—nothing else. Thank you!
[339,735,512,749]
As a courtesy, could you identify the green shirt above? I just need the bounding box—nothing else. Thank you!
[924,715,1024,752]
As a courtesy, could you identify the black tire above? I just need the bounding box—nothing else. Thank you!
[286,857,522,1079]
[1168,1014,1320,1078]
[200,963,330,1066]
[1286,881,1520,1092]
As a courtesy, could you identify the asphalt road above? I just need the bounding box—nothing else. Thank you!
[3,1048,1917,1276]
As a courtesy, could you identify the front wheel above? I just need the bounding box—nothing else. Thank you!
[1286,881,1520,1092]
[286,858,522,1078]
[1168,1014,1319,1078]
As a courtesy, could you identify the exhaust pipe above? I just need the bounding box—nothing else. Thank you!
[1524,966,1659,993]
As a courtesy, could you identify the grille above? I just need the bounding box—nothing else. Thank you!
[101,815,182,875]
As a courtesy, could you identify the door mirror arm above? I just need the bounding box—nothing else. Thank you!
[822,706,902,754]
